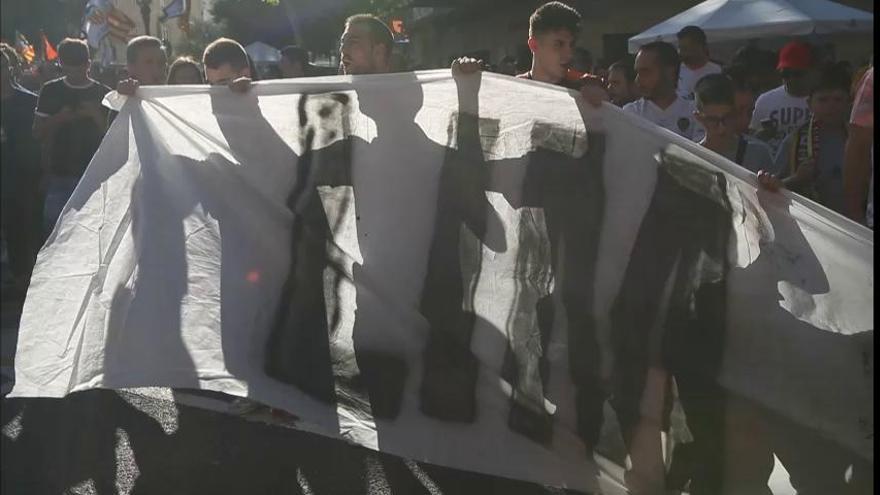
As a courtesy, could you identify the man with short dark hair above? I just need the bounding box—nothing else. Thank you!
[625,41,703,141]
[116,36,168,96]
[750,41,816,155]
[519,1,582,85]
[203,37,252,87]
[607,59,638,107]
[126,36,167,85]
[452,1,607,106]
[1,49,42,294]
[693,73,773,173]
[32,38,110,235]
[340,14,394,75]
[113,35,169,121]
[676,25,721,100]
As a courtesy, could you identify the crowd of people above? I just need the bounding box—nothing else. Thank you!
[0,1,874,493]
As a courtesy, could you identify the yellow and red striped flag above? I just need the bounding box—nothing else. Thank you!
[15,31,35,64]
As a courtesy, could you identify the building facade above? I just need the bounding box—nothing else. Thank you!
[97,0,207,64]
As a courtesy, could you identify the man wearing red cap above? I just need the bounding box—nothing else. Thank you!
[749,41,816,154]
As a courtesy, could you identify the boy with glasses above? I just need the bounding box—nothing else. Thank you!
[694,73,774,173]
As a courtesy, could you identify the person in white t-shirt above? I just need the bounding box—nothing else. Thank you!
[624,41,704,141]
[676,25,722,101]
[750,41,816,154]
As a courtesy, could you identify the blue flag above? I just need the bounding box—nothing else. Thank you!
[81,0,112,48]
[160,0,185,22]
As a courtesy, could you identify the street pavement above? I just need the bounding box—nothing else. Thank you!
[1,251,609,495]
[2,387,597,495]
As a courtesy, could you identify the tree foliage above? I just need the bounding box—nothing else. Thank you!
[172,18,227,59]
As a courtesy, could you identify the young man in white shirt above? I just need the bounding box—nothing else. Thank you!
[624,41,704,141]
[676,25,721,101]
[749,41,815,154]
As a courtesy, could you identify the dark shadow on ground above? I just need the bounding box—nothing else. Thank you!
[1,389,591,494]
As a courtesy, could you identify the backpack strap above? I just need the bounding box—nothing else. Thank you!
[735,136,747,165]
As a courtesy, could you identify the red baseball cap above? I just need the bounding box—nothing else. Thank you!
[777,41,813,70]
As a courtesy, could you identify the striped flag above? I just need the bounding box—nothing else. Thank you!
[106,8,137,42]
[82,0,111,48]
[15,31,35,64]
[82,0,136,47]
[159,0,186,22]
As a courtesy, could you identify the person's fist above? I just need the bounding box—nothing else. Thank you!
[229,77,252,93]
[117,78,140,96]
[757,170,782,191]
[579,76,609,109]
[451,57,482,76]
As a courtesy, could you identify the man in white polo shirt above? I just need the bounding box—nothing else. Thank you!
[676,25,722,101]
[625,41,704,141]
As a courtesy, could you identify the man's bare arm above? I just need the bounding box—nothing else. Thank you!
[843,124,872,223]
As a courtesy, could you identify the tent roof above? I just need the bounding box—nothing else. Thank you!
[628,0,873,53]
[245,41,281,63]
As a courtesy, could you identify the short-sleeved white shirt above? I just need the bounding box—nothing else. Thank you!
[677,61,722,101]
[749,85,811,137]
[623,96,705,142]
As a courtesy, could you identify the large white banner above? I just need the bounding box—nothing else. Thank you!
[10,70,873,493]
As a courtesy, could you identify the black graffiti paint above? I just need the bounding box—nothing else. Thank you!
[490,132,607,447]
[264,93,355,404]
[266,88,423,421]
[418,108,504,423]
[609,146,733,492]
[418,91,608,448]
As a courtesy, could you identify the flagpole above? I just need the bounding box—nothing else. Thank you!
[158,0,164,44]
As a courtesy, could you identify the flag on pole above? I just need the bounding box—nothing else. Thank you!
[106,8,137,42]
[82,0,111,48]
[82,0,136,46]
[15,31,35,64]
[41,31,58,61]
[159,0,186,22]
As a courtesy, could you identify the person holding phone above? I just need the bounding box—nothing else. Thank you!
[32,38,111,237]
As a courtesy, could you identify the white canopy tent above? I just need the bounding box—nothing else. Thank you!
[628,0,873,54]
[245,41,282,64]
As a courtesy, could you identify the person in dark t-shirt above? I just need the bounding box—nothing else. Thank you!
[1,48,42,294]
[33,38,110,236]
